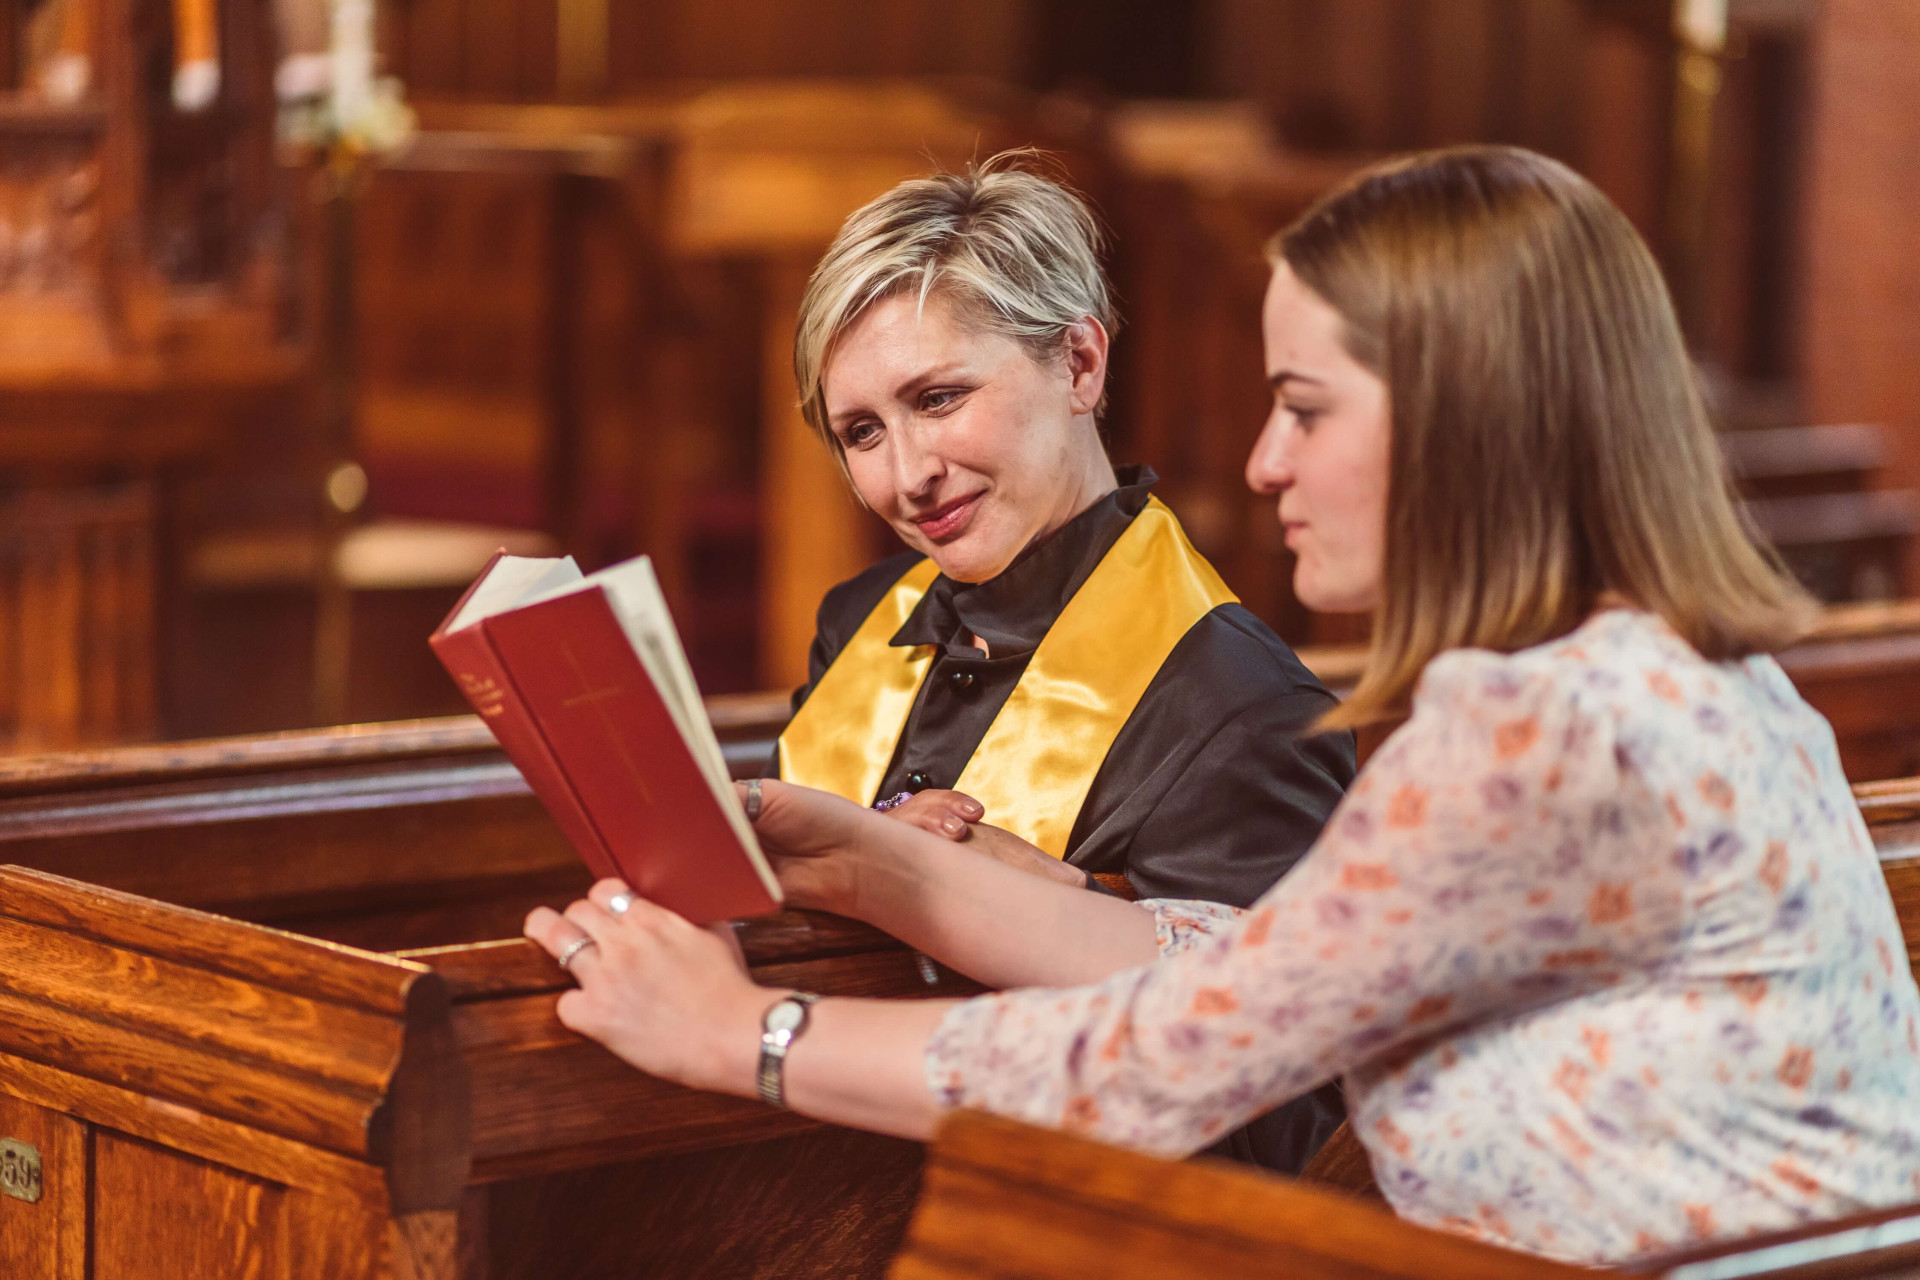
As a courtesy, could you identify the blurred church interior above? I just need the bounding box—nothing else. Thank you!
[1,0,1916,760]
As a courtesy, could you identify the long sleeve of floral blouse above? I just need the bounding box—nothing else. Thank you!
[926,646,1695,1157]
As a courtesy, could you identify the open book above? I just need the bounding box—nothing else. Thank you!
[431,552,781,924]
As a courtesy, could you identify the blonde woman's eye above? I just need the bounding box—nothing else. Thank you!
[921,388,964,413]
[844,421,883,449]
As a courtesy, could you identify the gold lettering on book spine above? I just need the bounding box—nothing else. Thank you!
[458,672,508,718]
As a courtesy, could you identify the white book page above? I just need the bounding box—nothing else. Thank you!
[447,555,582,633]
[523,555,779,900]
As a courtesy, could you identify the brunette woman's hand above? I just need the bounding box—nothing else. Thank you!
[960,822,1090,889]
[880,789,984,840]
[524,880,766,1095]
[734,779,870,913]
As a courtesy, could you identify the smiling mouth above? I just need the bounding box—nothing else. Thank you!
[911,492,985,542]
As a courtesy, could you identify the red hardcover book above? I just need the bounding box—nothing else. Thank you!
[430,553,780,924]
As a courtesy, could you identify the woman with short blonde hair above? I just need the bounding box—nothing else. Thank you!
[530,147,1920,1265]
[768,153,1356,1173]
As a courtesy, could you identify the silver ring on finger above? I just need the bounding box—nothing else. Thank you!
[557,935,597,971]
[607,892,634,916]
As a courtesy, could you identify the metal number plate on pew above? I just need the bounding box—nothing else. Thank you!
[0,1138,41,1203]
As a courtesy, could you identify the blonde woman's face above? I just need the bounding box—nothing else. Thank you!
[823,292,1110,584]
[1246,262,1391,614]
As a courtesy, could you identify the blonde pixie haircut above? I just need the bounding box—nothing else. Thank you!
[1271,146,1815,729]
[793,151,1117,449]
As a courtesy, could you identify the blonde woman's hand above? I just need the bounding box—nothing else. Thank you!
[879,788,983,840]
[524,880,765,1095]
[735,778,870,913]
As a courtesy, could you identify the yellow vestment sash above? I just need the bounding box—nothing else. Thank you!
[775,497,1236,857]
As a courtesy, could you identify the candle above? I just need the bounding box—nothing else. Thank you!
[331,0,374,134]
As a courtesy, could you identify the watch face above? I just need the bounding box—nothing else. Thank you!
[766,1000,807,1035]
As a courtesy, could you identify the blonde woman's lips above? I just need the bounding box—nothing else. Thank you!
[914,492,984,542]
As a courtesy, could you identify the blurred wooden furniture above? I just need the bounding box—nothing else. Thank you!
[0,481,153,750]
[0,0,307,749]
[1104,102,1369,648]
[0,693,974,1279]
[407,84,1109,691]
[1297,600,1920,782]
[1723,424,1920,603]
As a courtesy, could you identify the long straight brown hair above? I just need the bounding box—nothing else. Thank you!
[1271,146,1815,729]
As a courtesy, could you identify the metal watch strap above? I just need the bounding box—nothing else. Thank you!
[756,992,821,1108]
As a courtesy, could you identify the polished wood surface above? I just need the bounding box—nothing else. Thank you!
[0,834,974,1277]
[901,1111,1920,1280]
[895,1110,1586,1279]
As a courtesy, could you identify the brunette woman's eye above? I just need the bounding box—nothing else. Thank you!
[1287,405,1321,429]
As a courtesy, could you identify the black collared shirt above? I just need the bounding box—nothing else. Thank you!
[775,467,1355,1171]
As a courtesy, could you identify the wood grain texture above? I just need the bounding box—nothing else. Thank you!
[896,1111,1588,1280]
[452,946,978,1179]
[0,867,466,1188]
[486,1127,924,1280]
[0,1092,86,1280]
[92,1129,289,1280]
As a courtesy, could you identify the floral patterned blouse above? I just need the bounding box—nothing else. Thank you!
[926,610,1920,1265]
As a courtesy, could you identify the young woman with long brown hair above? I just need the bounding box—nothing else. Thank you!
[525,146,1920,1264]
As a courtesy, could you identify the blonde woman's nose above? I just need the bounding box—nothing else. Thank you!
[891,424,945,497]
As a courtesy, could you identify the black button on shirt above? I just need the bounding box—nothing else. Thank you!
[774,466,1358,1177]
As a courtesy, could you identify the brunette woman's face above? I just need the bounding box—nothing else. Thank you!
[1246,262,1392,614]
[823,292,1112,583]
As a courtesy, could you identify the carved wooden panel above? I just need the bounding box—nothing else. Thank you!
[92,1130,291,1280]
[0,1092,86,1280]
[0,481,155,751]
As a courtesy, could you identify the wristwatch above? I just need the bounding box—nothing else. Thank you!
[757,991,821,1108]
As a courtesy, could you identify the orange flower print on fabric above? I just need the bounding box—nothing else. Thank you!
[1684,1205,1717,1239]
[1727,975,1770,1007]
[1698,771,1735,812]
[1647,670,1685,705]
[1385,784,1429,830]
[1587,882,1633,925]
[1777,1046,1815,1090]
[1760,842,1789,894]
[1341,862,1401,891]
[1495,717,1541,760]
[1190,987,1239,1016]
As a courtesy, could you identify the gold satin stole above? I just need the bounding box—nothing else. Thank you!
[775,497,1236,858]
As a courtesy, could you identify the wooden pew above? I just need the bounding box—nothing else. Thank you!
[898,1110,1920,1280]
[0,693,786,951]
[0,696,983,1279]
[4,717,1918,1276]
